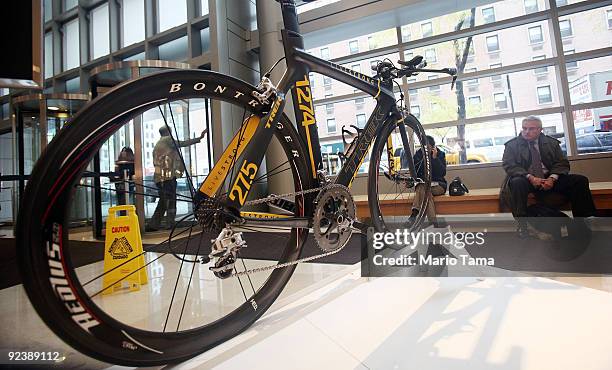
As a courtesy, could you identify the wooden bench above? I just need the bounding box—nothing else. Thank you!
[354,181,612,218]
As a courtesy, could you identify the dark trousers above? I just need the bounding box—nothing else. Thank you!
[508,174,596,218]
[150,179,177,228]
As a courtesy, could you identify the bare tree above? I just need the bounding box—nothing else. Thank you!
[453,8,476,164]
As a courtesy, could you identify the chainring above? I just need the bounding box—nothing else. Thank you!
[313,184,355,252]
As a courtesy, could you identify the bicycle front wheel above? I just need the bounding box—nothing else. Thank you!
[368,113,432,232]
[16,70,314,366]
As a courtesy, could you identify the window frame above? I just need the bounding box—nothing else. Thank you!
[482,7,496,24]
[536,85,553,105]
[486,34,500,52]
[326,118,337,133]
[421,22,433,38]
[528,25,544,44]
[559,19,573,38]
[524,0,539,14]
[349,40,359,54]
[493,92,508,110]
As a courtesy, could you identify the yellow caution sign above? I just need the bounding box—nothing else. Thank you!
[102,205,148,294]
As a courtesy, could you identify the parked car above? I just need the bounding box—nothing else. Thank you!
[560,131,612,154]
[393,144,489,168]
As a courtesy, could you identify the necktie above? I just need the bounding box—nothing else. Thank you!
[528,141,544,178]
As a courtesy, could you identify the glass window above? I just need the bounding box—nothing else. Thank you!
[326,103,333,115]
[62,18,80,71]
[44,32,53,79]
[486,35,499,52]
[464,67,478,85]
[494,92,508,109]
[537,85,552,104]
[568,56,611,104]
[327,118,336,133]
[200,27,210,53]
[355,97,365,107]
[410,105,420,118]
[524,0,539,14]
[482,7,495,24]
[91,3,110,60]
[63,0,78,11]
[44,0,52,22]
[65,77,80,92]
[323,76,332,86]
[320,47,329,60]
[158,0,187,33]
[122,0,145,47]
[349,40,359,54]
[356,113,366,128]
[528,25,544,43]
[424,48,437,63]
[421,22,433,37]
[201,0,209,15]
[368,36,376,50]
[468,96,481,105]
[158,36,188,61]
[533,55,548,74]
[559,19,573,38]
[556,0,568,6]
[608,10,612,29]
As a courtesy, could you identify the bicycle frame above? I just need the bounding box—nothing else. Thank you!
[199,1,406,213]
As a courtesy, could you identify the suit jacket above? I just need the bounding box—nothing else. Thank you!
[499,134,569,211]
[502,134,569,177]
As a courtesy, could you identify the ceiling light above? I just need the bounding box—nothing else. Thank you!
[48,106,60,111]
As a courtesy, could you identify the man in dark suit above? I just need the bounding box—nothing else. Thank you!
[502,116,596,237]
[408,135,447,226]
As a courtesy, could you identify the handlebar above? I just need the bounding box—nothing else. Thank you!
[372,56,458,88]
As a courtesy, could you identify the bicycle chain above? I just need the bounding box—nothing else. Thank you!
[242,185,327,206]
[231,245,345,277]
[231,183,350,277]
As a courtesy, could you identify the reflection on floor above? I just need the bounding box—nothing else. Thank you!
[0,258,350,369]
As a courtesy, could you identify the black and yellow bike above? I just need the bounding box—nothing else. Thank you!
[16,0,456,365]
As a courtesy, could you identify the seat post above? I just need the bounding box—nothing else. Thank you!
[279,0,300,34]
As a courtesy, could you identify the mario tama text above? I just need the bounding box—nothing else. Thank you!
[368,229,494,269]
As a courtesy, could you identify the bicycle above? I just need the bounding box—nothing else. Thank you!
[16,0,457,365]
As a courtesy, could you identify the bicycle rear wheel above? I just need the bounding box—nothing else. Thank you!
[368,113,431,232]
[16,70,314,366]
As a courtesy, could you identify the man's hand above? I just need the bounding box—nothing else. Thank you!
[528,175,544,188]
[199,128,208,140]
[541,177,555,191]
[431,146,438,159]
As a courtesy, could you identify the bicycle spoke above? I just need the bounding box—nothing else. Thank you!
[163,217,196,333]
[176,229,207,331]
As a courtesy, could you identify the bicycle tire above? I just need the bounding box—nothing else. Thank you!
[16,69,315,366]
[368,113,432,232]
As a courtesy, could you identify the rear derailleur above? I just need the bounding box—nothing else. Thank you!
[204,227,246,279]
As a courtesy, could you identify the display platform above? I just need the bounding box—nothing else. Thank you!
[3,258,610,369]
